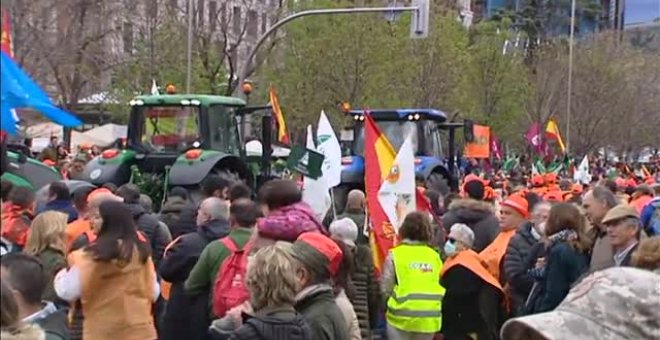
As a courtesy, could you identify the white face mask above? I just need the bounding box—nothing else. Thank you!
[537,222,546,234]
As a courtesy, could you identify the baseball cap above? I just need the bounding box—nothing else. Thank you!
[543,190,564,203]
[329,218,358,247]
[501,194,529,218]
[601,204,639,225]
[501,267,660,340]
[290,232,343,277]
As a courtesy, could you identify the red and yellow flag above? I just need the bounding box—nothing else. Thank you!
[545,119,566,154]
[268,85,290,145]
[364,113,435,274]
[1,8,13,57]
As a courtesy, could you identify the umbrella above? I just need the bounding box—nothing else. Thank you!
[1,51,81,135]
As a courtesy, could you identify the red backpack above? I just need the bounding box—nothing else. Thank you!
[212,237,252,317]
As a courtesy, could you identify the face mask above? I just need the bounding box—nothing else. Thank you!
[537,222,546,235]
[444,241,458,256]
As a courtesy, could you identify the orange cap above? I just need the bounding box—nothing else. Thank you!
[544,190,564,202]
[544,173,558,185]
[571,183,583,195]
[86,188,114,203]
[531,175,545,187]
[501,194,529,218]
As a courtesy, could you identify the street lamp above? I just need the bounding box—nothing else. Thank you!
[566,0,576,154]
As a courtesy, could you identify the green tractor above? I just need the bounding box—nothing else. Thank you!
[1,133,63,191]
[81,93,265,203]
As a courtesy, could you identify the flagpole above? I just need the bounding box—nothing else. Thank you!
[329,189,338,221]
[566,0,576,155]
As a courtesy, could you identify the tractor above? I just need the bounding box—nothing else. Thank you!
[1,132,63,191]
[336,108,463,209]
[81,91,269,204]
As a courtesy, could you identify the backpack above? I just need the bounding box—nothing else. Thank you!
[212,237,252,318]
[647,200,660,236]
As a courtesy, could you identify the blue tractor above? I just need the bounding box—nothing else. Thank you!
[336,109,461,210]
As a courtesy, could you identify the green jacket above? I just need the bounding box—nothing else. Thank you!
[36,248,66,302]
[184,227,253,314]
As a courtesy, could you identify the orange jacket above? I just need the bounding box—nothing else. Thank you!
[66,219,93,250]
[630,195,653,215]
[479,228,517,282]
[443,249,503,293]
[1,204,33,247]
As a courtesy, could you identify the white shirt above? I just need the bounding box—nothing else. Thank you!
[54,266,160,302]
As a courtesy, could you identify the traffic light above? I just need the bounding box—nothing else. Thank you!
[410,0,429,39]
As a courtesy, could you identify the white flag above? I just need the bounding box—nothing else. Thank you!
[573,156,590,184]
[302,125,332,222]
[151,79,159,95]
[316,110,342,188]
[378,134,416,233]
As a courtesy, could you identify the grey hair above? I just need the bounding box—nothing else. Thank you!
[532,201,552,215]
[201,197,230,220]
[591,186,619,209]
[450,223,475,248]
[139,194,153,213]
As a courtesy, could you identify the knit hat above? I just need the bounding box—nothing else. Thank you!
[501,267,660,340]
[290,232,343,277]
[329,218,358,247]
[501,194,529,218]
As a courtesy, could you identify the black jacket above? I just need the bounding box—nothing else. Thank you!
[522,242,546,315]
[441,199,500,252]
[159,196,190,237]
[294,285,348,340]
[126,203,168,267]
[159,219,231,340]
[171,202,199,239]
[32,303,70,340]
[441,265,505,340]
[349,244,381,340]
[228,307,313,340]
[503,222,540,314]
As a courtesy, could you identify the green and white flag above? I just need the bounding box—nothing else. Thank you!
[301,125,332,221]
[287,144,324,179]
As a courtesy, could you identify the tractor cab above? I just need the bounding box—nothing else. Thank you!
[337,109,454,205]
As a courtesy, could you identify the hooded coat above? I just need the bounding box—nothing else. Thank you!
[503,222,541,315]
[441,199,500,252]
[258,202,326,242]
[160,218,231,340]
[125,202,168,267]
[295,285,349,340]
[159,196,190,238]
[224,306,313,340]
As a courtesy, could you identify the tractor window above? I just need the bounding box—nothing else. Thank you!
[139,106,200,152]
[208,105,241,154]
[354,121,418,155]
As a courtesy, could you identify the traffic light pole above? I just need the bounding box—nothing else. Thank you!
[233,1,429,97]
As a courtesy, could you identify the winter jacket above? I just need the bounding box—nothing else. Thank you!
[38,200,78,223]
[441,199,500,252]
[335,289,361,340]
[35,248,67,302]
[532,238,589,313]
[521,241,546,315]
[349,244,381,340]
[25,301,69,340]
[294,284,349,340]
[1,204,33,247]
[336,208,367,245]
[160,219,231,340]
[226,306,313,340]
[257,202,326,242]
[159,197,190,238]
[630,194,653,215]
[185,227,254,317]
[640,197,660,235]
[503,222,540,314]
[588,228,615,272]
[0,323,46,340]
[126,203,168,267]
[172,202,199,239]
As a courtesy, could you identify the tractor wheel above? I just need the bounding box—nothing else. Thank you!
[426,172,450,196]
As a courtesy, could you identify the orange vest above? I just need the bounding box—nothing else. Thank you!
[443,249,503,293]
[66,219,92,250]
[478,228,516,281]
[68,248,157,340]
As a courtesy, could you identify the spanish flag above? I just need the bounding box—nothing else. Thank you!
[364,112,434,274]
[545,119,566,153]
[1,8,14,57]
[269,85,290,145]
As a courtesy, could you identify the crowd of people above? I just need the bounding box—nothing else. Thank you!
[0,167,659,340]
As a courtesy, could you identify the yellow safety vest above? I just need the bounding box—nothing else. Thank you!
[386,243,445,333]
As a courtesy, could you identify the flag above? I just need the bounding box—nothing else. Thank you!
[286,145,324,179]
[364,112,397,274]
[525,122,545,155]
[1,8,13,58]
[151,79,159,95]
[490,134,502,160]
[545,119,566,153]
[378,134,416,232]
[302,125,332,222]
[641,165,652,179]
[316,110,342,188]
[502,157,519,172]
[269,85,290,145]
[573,156,590,184]
[464,124,490,159]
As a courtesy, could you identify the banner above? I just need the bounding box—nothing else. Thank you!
[464,124,490,159]
[286,145,324,179]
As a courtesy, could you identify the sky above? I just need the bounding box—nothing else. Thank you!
[624,0,660,26]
